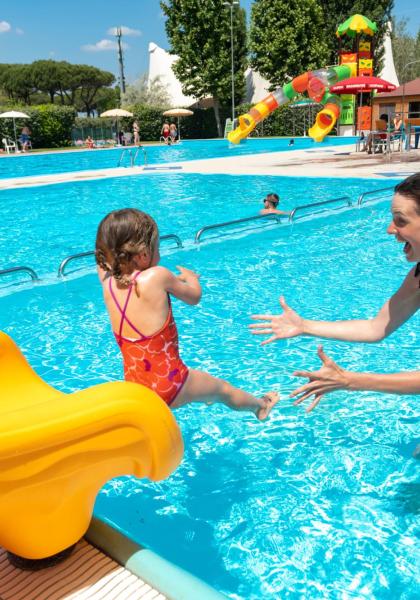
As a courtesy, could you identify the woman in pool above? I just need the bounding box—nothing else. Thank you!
[250,174,420,411]
[96,208,278,418]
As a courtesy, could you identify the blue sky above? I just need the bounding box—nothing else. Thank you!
[0,0,419,85]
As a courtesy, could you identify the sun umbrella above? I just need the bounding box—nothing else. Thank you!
[100,109,133,145]
[330,76,396,94]
[162,108,194,142]
[0,110,30,150]
[336,14,377,38]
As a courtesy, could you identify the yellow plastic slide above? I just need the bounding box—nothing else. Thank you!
[0,331,183,559]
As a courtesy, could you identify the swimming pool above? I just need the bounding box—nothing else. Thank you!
[0,173,397,282]
[0,198,418,599]
[0,137,356,180]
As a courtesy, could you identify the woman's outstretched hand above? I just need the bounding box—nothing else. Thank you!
[249,296,305,345]
[290,346,350,412]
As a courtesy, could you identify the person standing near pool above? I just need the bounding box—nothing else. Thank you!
[250,174,420,411]
[133,121,140,146]
[260,193,290,216]
[96,208,279,419]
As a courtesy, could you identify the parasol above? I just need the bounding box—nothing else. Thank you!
[0,110,30,150]
[330,76,397,94]
[100,109,133,145]
[162,108,193,142]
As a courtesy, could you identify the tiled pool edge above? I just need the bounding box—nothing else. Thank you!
[86,516,228,600]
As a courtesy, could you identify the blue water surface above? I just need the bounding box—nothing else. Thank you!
[0,173,398,281]
[0,197,418,599]
[0,137,356,180]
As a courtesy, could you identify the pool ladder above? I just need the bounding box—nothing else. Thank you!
[117,146,148,168]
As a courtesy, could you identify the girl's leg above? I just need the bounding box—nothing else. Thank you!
[171,369,279,420]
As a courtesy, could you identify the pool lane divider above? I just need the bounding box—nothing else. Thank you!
[86,516,228,600]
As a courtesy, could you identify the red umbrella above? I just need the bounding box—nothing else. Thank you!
[330,76,396,94]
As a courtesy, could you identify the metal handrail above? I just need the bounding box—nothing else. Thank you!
[58,251,95,277]
[0,265,39,282]
[117,148,132,167]
[58,234,183,278]
[357,186,395,206]
[161,233,183,248]
[195,213,284,244]
[133,145,148,167]
[288,196,352,222]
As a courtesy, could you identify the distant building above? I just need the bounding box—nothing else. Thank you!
[373,78,420,122]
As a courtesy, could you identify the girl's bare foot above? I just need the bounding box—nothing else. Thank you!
[257,392,279,420]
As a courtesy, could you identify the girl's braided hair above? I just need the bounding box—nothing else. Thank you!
[95,209,158,286]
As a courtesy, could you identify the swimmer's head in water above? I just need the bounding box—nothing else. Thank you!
[264,193,279,208]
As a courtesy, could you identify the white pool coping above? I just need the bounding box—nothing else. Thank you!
[0,144,419,190]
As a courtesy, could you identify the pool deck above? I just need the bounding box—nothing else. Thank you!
[0,144,419,189]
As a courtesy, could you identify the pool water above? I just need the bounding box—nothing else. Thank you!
[0,198,418,599]
[0,174,397,281]
[0,137,356,180]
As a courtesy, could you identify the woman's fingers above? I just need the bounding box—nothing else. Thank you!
[260,335,278,346]
[306,395,323,412]
[250,328,273,335]
[279,295,289,311]
[250,314,274,321]
[249,321,272,329]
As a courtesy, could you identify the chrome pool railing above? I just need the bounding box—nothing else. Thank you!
[58,234,183,278]
[288,195,352,222]
[0,265,39,282]
[194,213,284,244]
[133,145,148,167]
[357,186,395,207]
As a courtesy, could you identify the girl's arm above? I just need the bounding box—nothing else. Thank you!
[290,346,420,412]
[250,267,420,344]
[153,265,202,305]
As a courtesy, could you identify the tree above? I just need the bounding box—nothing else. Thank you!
[318,0,394,75]
[160,0,248,136]
[392,18,420,82]
[0,64,34,104]
[31,60,68,103]
[73,66,115,116]
[121,74,171,107]
[250,0,330,89]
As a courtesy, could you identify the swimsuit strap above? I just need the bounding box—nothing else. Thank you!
[109,272,144,344]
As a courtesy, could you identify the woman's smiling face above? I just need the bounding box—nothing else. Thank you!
[387,192,420,262]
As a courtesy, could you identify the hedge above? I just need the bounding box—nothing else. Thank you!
[0,104,76,148]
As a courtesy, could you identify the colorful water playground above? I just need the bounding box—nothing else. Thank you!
[0,10,419,600]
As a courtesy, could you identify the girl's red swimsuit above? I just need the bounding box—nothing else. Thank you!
[109,274,189,405]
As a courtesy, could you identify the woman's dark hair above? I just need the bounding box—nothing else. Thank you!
[395,174,420,214]
[265,193,279,206]
[95,209,158,284]
[379,113,389,123]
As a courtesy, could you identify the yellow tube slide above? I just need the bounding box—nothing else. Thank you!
[0,331,183,559]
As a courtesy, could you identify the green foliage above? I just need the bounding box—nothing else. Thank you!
[160,0,248,134]
[319,0,394,74]
[0,104,76,148]
[250,0,330,88]
[122,75,171,108]
[392,18,420,82]
[0,60,115,113]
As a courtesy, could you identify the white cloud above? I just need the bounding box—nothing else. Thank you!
[0,21,11,33]
[15,27,24,35]
[107,26,141,37]
[82,39,128,52]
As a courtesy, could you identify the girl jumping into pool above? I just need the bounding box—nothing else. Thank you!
[96,208,279,418]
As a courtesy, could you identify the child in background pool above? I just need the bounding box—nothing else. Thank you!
[96,208,279,418]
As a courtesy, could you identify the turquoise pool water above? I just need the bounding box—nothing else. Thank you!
[0,198,418,599]
[0,173,397,282]
[0,137,356,179]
